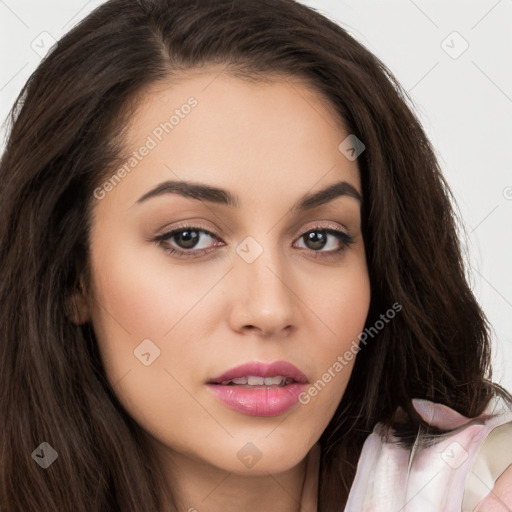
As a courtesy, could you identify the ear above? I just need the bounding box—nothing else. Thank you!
[66,277,91,325]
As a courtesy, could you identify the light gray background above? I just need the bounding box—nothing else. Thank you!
[1,0,511,392]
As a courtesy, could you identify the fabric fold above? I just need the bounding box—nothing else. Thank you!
[345,394,512,511]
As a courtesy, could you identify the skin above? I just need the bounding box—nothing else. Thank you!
[475,464,512,511]
[72,68,371,512]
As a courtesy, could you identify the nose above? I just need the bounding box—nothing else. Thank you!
[228,240,297,338]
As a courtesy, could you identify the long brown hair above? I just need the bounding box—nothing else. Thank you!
[1,0,508,510]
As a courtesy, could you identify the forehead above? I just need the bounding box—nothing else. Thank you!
[95,68,362,213]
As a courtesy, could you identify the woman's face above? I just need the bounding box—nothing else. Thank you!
[80,68,370,475]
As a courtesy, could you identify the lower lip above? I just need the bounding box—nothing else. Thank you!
[206,383,307,417]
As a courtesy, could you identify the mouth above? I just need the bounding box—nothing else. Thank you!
[207,360,308,386]
[206,360,309,417]
[213,375,295,388]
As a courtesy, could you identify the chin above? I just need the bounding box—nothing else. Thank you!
[212,435,314,475]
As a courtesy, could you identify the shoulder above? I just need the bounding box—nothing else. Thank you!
[472,463,512,511]
[345,393,512,511]
[463,394,512,510]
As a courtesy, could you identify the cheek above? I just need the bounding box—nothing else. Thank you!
[86,230,225,393]
[91,244,180,335]
[304,252,371,349]
[87,236,223,450]
[297,256,371,412]
[88,227,228,342]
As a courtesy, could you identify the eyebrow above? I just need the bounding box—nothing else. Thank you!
[134,179,362,210]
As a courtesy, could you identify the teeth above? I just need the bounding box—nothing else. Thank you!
[220,375,290,386]
[247,376,264,385]
[263,376,285,385]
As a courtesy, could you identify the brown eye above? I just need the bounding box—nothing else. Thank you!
[296,228,354,254]
[303,231,328,250]
[154,226,221,258]
[172,229,201,249]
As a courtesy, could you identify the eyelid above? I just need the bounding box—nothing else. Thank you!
[154,221,221,241]
[292,220,350,238]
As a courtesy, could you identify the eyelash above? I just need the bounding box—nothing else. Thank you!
[153,223,356,260]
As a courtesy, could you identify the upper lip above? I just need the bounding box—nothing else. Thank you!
[208,360,309,384]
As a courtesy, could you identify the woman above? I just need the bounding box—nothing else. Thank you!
[0,0,510,510]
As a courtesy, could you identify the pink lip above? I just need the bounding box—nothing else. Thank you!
[206,360,308,417]
[208,360,308,384]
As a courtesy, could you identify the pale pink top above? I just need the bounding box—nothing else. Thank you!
[299,394,512,511]
[345,394,512,511]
